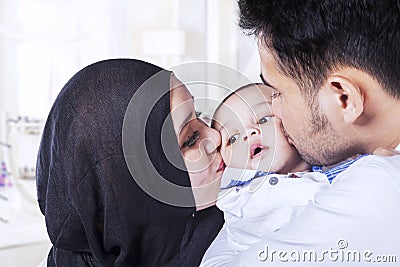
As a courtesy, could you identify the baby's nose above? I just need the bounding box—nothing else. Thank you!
[243,128,259,141]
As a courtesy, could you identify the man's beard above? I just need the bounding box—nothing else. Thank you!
[281,106,356,166]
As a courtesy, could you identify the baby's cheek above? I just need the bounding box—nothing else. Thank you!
[222,145,245,168]
[226,145,250,169]
[260,123,276,141]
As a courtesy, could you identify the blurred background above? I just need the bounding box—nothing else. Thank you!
[0,0,260,266]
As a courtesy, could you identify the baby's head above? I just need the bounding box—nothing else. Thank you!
[212,83,306,173]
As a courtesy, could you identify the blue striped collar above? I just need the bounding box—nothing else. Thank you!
[220,154,370,190]
[312,154,369,183]
[220,170,274,190]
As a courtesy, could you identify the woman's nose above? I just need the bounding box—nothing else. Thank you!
[203,127,221,154]
[243,127,260,141]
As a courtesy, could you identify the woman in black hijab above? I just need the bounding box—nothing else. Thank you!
[36,59,225,266]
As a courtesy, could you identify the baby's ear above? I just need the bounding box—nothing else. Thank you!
[373,147,400,157]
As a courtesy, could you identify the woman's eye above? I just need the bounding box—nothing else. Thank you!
[181,130,200,149]
[258,116,273,124]
[228,134,239,145]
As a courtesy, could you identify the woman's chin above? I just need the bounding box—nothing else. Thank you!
[193,188,219,211]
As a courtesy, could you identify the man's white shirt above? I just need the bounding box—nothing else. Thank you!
[202,146,400,266]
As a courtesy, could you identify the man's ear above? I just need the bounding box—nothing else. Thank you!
[324,74,364,124]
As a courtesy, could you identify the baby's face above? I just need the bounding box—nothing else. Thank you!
[213,85,302,173]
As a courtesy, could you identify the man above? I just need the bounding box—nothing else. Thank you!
[202,0,400,265]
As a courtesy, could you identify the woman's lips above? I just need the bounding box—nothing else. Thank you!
[216,159,226,172]
[250,143,266,158]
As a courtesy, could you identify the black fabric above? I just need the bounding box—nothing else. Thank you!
[36,59,223,266]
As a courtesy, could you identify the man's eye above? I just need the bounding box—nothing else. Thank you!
[228,134,239,145]
[258,116,273,124]
[181,130,200,149]
[271,91,281,99]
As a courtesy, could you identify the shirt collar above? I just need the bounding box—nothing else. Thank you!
[220,170,274,190]
[396,143,400,151]
[312,154,369,183]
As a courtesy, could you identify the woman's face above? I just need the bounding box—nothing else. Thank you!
[170,74,224,210]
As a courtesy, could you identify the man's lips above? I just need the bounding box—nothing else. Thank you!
[250,143,266,158]
[280,122,295,146]
[287,136,295,146]
[283,131,295,146]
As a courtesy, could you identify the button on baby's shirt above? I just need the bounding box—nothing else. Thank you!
[269,176,279,185]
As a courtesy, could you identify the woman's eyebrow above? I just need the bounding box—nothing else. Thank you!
[180,111,193,132]
[259,73,277,90]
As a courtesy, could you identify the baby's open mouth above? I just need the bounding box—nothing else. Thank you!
[250,143,265,158]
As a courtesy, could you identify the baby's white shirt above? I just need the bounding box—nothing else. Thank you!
[217,167,329,252]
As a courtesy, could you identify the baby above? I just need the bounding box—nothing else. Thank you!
[208,83,330,252]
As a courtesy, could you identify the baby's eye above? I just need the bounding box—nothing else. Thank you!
[258,116,273,124]
[228,134,239,145]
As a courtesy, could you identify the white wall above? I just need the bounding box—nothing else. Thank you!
[0,0,260,116]
[0,0,261,178]
[0,2,263,264]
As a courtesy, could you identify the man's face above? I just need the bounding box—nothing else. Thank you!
[258,44,355,166]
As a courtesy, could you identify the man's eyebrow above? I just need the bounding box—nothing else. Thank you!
[259,73,277,90]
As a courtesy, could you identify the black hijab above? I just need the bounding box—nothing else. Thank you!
[36,59,223,266]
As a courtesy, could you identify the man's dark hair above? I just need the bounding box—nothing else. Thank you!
[238,0,400,100]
